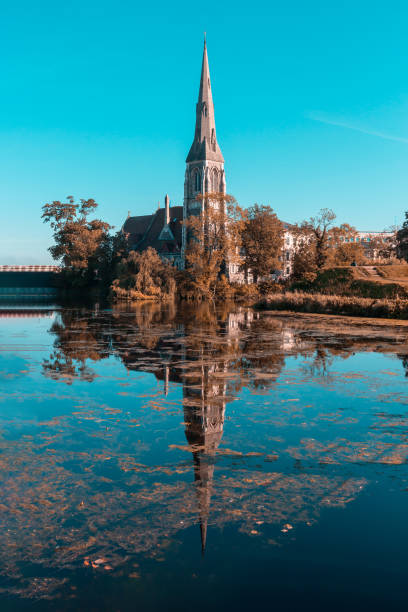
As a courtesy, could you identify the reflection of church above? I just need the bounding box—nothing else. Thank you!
[43,304,291,552]
[122,38,227,273]
[117,313,236,551]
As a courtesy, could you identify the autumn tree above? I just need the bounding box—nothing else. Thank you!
[241,204,283,283]
[42,196,113,287]
[300,208,336,270]
[111,247,176,300]
[369,229,397,261]
[292,237,318,282]
[183,192,245,299]
[328,223,366,265]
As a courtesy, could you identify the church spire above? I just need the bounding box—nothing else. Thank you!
[186,38,224,163]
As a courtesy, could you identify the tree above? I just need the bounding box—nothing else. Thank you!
[369,230,397,261]
[183,192,245,299]
[42,196,113,287]
[111,247,176,300]
[241,204,283,283]
[97,230,130,288]
[328,223,366,265]
[297,208,336,271]
[292,237,318,282]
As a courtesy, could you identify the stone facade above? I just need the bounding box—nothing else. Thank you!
[280,229,396,278]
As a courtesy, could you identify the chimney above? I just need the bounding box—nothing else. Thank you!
[165,194,170,226]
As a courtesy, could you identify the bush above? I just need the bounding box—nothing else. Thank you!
[231,282,260,302]
[111,248,176,301]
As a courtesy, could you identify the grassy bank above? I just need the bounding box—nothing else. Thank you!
[291,267,408,299]
[257,291,408,319]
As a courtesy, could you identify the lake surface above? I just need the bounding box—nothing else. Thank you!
[2,302,408,611]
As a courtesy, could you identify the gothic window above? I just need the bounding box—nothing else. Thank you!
[194,169,201,192]
[212,168,218,191]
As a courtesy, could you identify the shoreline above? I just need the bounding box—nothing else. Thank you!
[256,292,408,322]
[259,308,408,328]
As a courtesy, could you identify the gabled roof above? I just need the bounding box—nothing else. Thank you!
[123,206,183,255]
[122,214,153,243]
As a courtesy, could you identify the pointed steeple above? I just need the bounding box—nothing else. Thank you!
[186,38,224,163]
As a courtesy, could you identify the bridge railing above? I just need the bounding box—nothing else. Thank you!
[0,265,60,272]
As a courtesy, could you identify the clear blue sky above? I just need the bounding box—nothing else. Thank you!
[1,0,408,263]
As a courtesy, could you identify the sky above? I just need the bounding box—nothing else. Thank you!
[1,0,408,264]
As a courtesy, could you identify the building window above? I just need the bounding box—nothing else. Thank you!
[212,168,218,191]
[286,251,290,261]
[194,170,201,192]
[286,267,290,275]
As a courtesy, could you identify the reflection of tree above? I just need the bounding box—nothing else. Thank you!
[42,310,112,383]
[397,354,408,377]
[300,347,335,380]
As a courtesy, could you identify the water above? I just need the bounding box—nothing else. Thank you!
[1,302,408,611]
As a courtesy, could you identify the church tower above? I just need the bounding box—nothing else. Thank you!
[182,38,226,254]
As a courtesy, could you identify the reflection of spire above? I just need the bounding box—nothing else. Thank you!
[192,450,215,555]
[200,520,207,555]
[183,362,226,554]
[164,364,169,396]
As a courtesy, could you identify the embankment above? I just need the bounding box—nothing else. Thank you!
[257,292,408,319]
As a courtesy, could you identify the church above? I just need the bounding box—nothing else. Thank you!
[122,40,396,279]
[122,38,226,271]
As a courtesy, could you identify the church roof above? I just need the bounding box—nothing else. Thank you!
[186,40,224,164]
[123,206,183,255]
